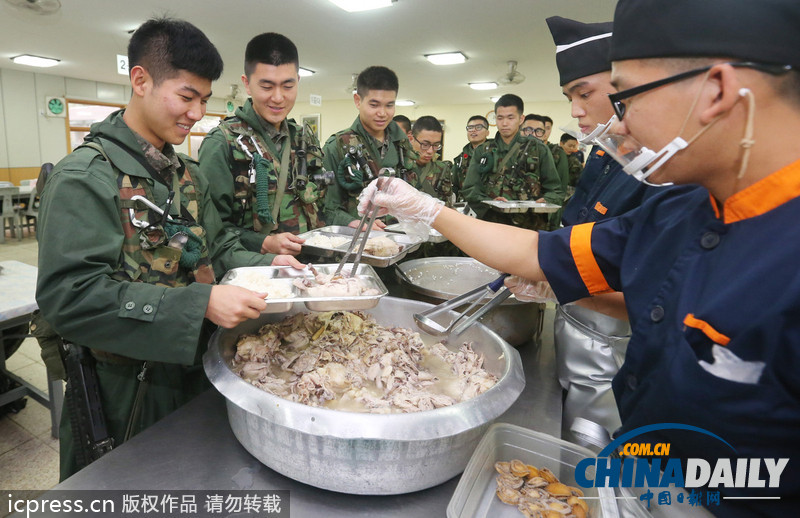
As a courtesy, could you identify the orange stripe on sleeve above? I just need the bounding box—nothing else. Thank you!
[569,223,613,295]
[683,313,731,346]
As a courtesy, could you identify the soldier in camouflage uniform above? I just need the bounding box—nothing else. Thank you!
[199,33,325,256]
[559,132,584,188]
[35,19,301,480]
[523,114,570,230]
[453,115,491,199]
[322,66,418,228]
[462,94,564,231]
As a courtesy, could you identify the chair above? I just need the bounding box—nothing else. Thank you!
[0,187,22,243]
[19,188,40,237]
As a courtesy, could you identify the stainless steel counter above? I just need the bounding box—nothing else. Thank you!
[52,308,562,517]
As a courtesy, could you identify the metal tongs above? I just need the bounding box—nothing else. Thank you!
[333,177,390,278]
[413,273,512,337]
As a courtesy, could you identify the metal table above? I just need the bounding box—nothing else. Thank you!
[0,260,62,437]
[52,309,562,517]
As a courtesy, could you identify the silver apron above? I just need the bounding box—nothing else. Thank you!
[554,303,630,445]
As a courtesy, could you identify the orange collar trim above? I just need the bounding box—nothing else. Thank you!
[720,158,800,224]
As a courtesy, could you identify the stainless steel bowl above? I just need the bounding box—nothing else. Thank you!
[395,257,544,346]
[203,296,525,495]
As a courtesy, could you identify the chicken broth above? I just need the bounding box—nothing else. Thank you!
[231,311,498,414]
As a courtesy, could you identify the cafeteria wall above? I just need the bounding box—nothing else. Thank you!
[0,66,572,184]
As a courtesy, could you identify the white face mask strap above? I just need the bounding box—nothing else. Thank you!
[737,88,756,179]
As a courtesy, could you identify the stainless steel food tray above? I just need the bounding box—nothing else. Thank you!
[481,200,561,214]
[448,423,618,518]
[384,222,448,243]
[298,225,423,267]
[219,264,388,312]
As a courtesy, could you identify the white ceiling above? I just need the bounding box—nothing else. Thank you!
[0,0,618,106]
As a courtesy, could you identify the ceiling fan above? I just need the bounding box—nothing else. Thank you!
[4,0,61,15]
[498,60,526,86]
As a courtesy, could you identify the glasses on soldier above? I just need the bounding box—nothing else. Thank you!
[609,61,793,121]
[522,126,546,137]
[418,141,443,151]
[466,124,487,131]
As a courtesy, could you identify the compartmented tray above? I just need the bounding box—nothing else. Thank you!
[384,222,448,243]
[219,264,388,312]
[448,423,618,518]
[297,225,423,267]
[481,200,561,214]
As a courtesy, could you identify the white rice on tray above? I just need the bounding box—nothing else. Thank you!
[305,234,351,248]
[227,272,295,298]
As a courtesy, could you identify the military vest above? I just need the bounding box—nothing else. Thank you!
[80,141,215,287]
[416,160,458,206]
[478,137,544,201]
[216,118,323,235]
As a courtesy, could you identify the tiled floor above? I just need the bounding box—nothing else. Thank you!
[0,234,61,501]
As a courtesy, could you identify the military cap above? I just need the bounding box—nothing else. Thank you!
[546,16,613,86]
[610,0,800,68]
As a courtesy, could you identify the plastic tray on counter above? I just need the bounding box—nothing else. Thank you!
[297,225,423,267]
[447,423,618,518]
[219,264,388,312]
[481,200,561,214]
[383,222,448,243]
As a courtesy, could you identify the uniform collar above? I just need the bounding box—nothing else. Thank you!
[715,157,800,224]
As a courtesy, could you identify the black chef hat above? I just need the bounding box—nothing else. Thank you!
[610,0,800,69]
[546,16,613,86]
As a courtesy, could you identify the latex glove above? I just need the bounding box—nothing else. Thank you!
[357,178,443,226]
[261,232,304,255]
[504,276,557,303]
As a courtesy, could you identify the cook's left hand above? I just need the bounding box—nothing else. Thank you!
[504,276,557,303]
[271,254,305,269]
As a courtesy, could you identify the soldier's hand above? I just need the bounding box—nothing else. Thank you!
[271,254,305,269]
[494,196,509,202]
[261,232,304,255]
[206,285,267,328]
[535,197,546,203]
[347,219,387,232]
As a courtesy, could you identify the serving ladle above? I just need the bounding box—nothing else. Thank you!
[413,273,510,336]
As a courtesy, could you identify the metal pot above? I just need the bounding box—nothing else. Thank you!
[395,257,544,346]
[203,296,525,495]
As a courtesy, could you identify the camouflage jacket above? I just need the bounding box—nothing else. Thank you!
[414,159,459,206]
[547,141,570,203]
[452,141,487,193]
[198,99,325,252]
[36,110,273,365]
[321,117,418,226]
[566,152,584,187]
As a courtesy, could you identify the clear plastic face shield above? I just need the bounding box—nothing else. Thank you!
[594,125,685,186]
[559,115,617,145]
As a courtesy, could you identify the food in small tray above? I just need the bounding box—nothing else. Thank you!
[494,460,589,517]
[232,311,498,414]
[363,235,401,257]
[293,270,380,297]
[304,234,350,249]
[224,271,295,299]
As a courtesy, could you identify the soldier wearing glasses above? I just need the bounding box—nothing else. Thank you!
[453,115,491,184]
[461,94,563,230]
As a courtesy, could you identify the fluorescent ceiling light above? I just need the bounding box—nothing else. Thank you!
[490,96,501,102]
[396,100,415,106]
[298,67,315,77]
[329,0,393,12]
[11,54,60,68]
[469,82,498,91]
[425,52,466,65]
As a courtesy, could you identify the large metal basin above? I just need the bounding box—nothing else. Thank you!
[203,296,525,495]
[396,257,544,346]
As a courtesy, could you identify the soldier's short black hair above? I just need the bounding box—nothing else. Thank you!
[411,116,443,137]
[393,115,412,134]
[468,115,489,127]
[524,114,548,124]
[244,32,299,77]
[494,94,524,115]
[356,66,399,97]
[541,115,553,125]
[560,132,578,144]
[128,17,223,84]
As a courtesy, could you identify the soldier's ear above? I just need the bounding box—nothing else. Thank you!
[130,65,150,97]
[353,93,362,108]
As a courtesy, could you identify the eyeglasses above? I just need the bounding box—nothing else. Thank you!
[609,61,793,120]
[466,124,488,131]
[418,141,443,151]
[521,126,546,137]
